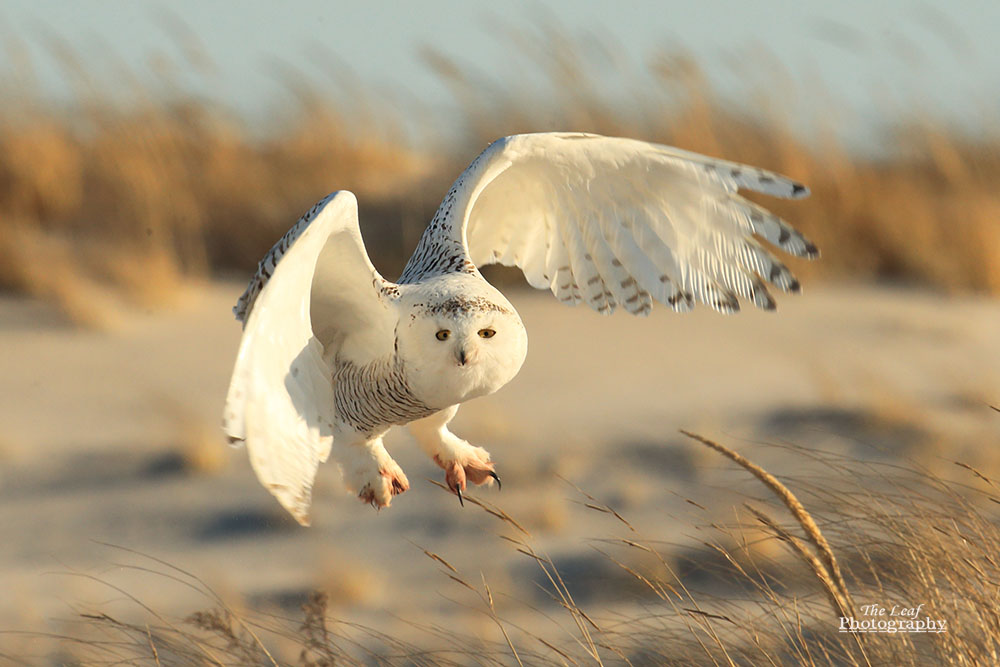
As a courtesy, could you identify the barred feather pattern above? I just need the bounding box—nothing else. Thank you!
[234,193,337,324]
[398,182,478,284]
[333,354,436,435]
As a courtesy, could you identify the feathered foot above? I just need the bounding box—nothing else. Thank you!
[408,406,500,506]
[344,444,409,509]
[434,447,500,506]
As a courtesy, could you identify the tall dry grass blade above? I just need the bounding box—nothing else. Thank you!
[559,475,637,532]
[418,547,459,574]
[144,623,162,666]
[679,430,856,618]
[58,572,227,665]
[428,479,532,537]
[445,574,477,594]
[595,548,668,602]
[513,540,604,663]
[90,542,280,666]
[536,636,579,666]
[953,461,1000,491]
[482,575,524,667]
[744,504,852,620]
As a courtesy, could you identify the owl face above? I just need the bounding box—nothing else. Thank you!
[396,289,528,409]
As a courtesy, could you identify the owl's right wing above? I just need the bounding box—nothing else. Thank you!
[223,191,397,525]
[405,133,817,315]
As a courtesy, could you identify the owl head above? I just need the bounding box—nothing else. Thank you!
[396,279,527,408]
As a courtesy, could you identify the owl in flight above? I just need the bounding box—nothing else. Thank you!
[223,132,816,525]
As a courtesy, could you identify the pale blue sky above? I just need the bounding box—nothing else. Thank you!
[2,1,997,145]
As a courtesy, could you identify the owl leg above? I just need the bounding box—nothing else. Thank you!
[334,432,409,509]
[408,406,499,504]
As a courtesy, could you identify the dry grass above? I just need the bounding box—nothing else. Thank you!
[19,430,1000,665]
[0,33,433,324]
[1,26,998,324]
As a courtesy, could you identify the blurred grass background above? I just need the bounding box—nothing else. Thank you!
[1,24,998,326]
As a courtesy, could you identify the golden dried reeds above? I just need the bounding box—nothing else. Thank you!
[1,23,997,327]
[23,430,1000,665]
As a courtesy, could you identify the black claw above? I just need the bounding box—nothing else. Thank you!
[488,470,502,490]
[455,486,464,507]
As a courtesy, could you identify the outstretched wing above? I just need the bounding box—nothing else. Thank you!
[407,132,816,314]
[223,191,396,525]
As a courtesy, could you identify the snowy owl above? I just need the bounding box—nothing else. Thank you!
[223,132,816,525]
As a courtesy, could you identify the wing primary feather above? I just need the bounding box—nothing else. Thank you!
[579,210,631,315]
[554,199,594,306]
[654,145,810,199]
[626,206,693,311]
[430,132,813,316]
[543,215,577,302]
[583,199,651,313]
[599,205,667,315]
[722,193,819,258]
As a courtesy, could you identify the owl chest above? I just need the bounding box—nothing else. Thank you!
[332,357,437,434]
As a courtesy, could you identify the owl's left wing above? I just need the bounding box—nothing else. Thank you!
[416,132,817,314]
[224,191,396,525]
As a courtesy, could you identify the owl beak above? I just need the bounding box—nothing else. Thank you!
[456,346,478,366]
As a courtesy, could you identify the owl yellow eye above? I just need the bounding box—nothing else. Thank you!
[478,328,496,339]
[435,330,451,341]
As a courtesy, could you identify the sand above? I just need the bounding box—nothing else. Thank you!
[1,281,997,655]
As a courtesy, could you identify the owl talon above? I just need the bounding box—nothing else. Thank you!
[348,451,409,509]
[455,486,464,507]
[488,470,501,490]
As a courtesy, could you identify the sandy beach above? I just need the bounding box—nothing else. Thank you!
[2,281,997,658]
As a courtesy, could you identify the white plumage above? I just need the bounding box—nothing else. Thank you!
[224,132,816,525]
